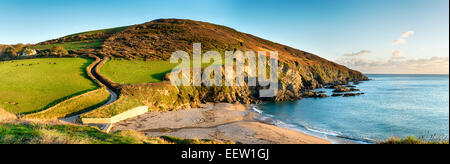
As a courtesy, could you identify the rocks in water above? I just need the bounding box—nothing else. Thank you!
[332,92,365,97]
[324,83,365,97]
[331,93,344,97]
[302,91,329,98]
[318,94,329,98]
[343,93,364,97]
[325,85,341,89]
[302,91,314,97]
[353,81,362,85]
[332,86,360,93]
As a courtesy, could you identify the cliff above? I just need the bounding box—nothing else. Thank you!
[85,19,368,108]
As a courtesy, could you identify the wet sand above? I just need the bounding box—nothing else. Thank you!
[110,103,330,144]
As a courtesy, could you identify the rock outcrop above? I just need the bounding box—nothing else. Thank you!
[100,19,368,109]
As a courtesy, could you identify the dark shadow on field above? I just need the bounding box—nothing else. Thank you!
[79,58,99,87]
[63,96,110,118]
[150,71,172,82]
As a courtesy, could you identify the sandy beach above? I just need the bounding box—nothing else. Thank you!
[110,103,330,144]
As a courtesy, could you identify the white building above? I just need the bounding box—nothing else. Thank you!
[21,48,37,56]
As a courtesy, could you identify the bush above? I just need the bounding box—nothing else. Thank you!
[378,136,449,144]
[50,46,69,56]
[4,47,18,57]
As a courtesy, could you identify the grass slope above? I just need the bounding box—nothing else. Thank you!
[0,122,232,144]
[81,96,142,118]
[100,58,179,84]
[32,26,131,51]
[24,88,110,119]
[0,58,98,114]
[101,19,367,84]
[30,39,103,51]
[67,26,131,37]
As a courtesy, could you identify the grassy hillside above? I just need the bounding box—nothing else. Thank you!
[24,88,110,120]
[0,58,98,114]
[0,122,229,144]
[100,57,216,85]
[79,19,368,118]
[30,39,103,51]
[100,19,366,83]
[31,26,131,51]
[100,58,179,84]
[1,19,368,120]
[67,26,130,37]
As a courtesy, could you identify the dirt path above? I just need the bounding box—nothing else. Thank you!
[59,58,118,127]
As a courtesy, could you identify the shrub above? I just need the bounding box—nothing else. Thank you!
[378,136,449,144]
[50,46,69,56]
[4,47,18,57]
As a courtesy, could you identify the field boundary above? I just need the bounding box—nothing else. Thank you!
[18,56,103,117]
[23,87,109,120]
[92,57,122,93]
[81,106,148,124]
[84,55,104,87]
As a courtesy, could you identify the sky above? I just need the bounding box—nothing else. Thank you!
[0,0,448,74]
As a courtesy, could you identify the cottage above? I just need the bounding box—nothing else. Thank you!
[21,48,37,56]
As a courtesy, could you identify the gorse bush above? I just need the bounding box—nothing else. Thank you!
[50,46,69,56]
[378,136,449,144]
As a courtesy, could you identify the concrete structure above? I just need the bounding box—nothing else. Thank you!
[81,106,149,124]
[21,48,37,56]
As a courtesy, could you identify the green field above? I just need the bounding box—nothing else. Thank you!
[25,88,110,119]
[0,58,98,114]
[81,96,142,118]
[66,26,131,37]
[29,26,131,51]
[100,58,179,84]
[100,58,220,85]
[30,40,103,51]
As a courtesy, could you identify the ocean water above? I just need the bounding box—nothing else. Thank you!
[256,74,449,143]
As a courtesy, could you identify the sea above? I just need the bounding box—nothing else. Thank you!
[254,74,449,143]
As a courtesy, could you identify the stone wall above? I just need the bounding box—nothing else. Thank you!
[81,106,148,124]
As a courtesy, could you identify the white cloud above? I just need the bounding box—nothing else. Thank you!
[393,30,414,45]
[391,50,406,60]
[337,55,449,74]
[336,30,449,74]
[401,30,415,38]
[392,38,405,45]
[419,48,427,51]
[344,50,371,57]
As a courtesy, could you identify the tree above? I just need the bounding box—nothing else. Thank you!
[50,46,69,56]
[4,47,18,57]
[13,43,25,52]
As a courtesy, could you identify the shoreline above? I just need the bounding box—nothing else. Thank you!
[251,104,368,144]
[110,103,331,144]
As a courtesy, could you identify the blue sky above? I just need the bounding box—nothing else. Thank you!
[1,0,448,74]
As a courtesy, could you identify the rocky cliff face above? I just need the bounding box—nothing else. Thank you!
[103,19,368,108]
[119,59,368,110]
[97,19,367,110]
